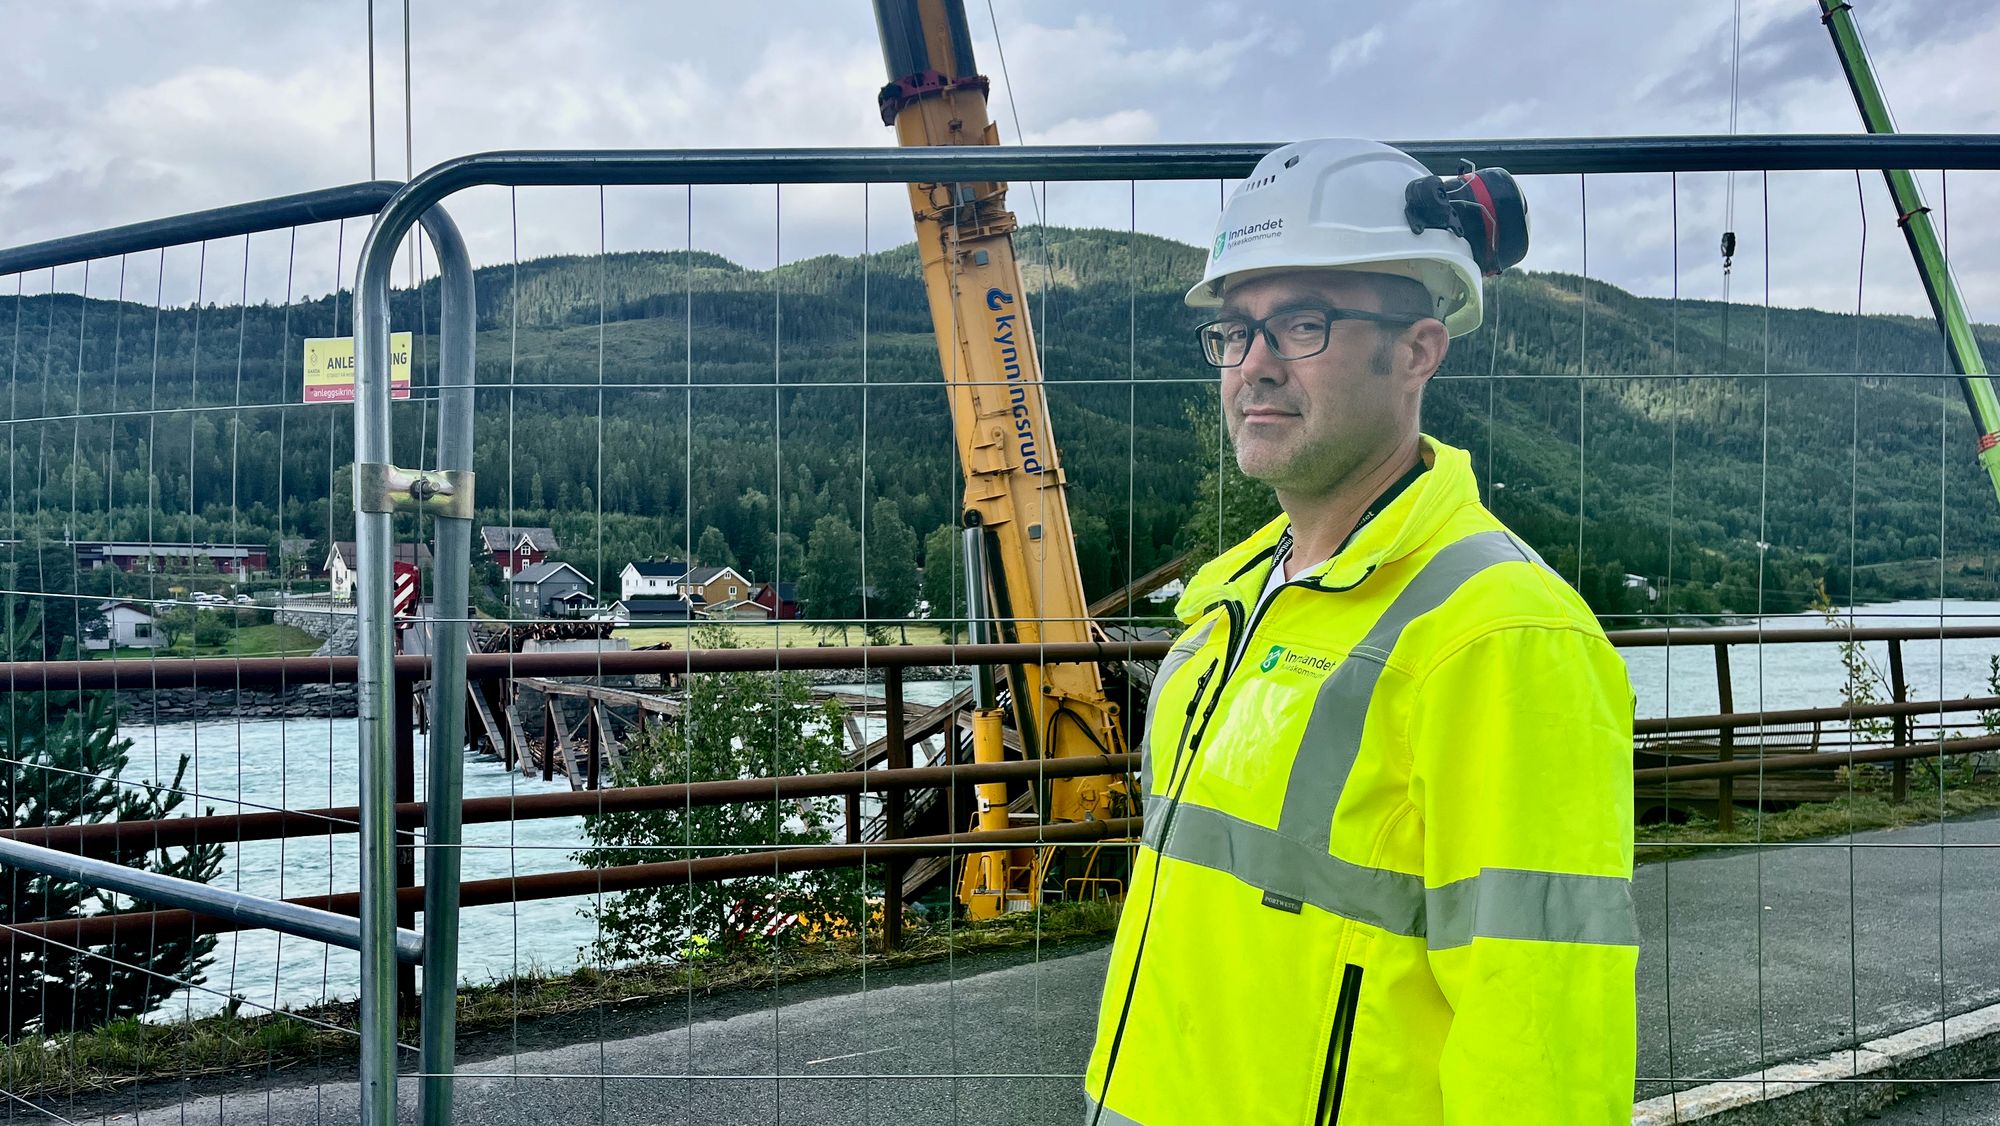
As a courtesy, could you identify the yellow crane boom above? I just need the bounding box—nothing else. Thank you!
[871,0,1128,915]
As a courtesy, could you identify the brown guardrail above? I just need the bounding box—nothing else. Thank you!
[7,621,2000,948]
[1,753,1138,856]
[2,618,1992,686]
[1634,694,1999,735]
[4,816,1140,948]
[0,639,1174,692]
[1606,622,2000,647]
[1633,732,2000,782]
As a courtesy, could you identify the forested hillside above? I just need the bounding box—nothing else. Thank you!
[4,225,1998,618]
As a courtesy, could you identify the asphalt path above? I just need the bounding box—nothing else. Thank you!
[1634,812,2000,1100]
[51,813,2000,1124]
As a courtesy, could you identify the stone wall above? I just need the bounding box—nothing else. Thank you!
[273,598,358,657]
[116,682,358,722]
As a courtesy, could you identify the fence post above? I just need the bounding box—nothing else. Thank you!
[352,195,476,1126]
[417,210,477,1126]
[1714,643,1736,833]
[1889,638,1909,802]
[352,206,406,1126]
[884,667,907,952]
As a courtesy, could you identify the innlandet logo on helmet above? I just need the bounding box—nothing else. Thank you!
[1215,217,1283,257]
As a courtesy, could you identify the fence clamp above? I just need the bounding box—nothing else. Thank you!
[354,463,475,519]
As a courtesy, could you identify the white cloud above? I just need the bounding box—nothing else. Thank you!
[3,0,2000,324]
[976,11,1267,139]
[1028,109,1160,146]
[1327,26,1385,74]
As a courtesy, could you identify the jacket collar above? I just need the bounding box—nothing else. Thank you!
[1175,436,1479,623]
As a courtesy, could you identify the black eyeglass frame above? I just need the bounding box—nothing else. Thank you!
[1193,304,1431,368]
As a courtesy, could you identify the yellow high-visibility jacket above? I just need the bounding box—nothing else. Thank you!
[1084,437,1637,1125]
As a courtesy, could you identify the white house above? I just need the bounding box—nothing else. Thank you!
[620,559,689,602]
[86,601,163,651]
[325,541,432,601]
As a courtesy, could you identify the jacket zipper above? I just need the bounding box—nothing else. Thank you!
[1223,550,1382,680]
[1313,963,1365,1125]
[1157,600,1238,799]
[1101,577,1350,1123]
[1214,577,1379,1126]
[1221,586,1269,681]
[1159,659,1218,796]
[1104,546,1381,1123]
[1222,560,1336,682]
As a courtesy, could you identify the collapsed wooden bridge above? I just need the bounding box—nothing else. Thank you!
[408,630,1169,900]
[438,676,979,791]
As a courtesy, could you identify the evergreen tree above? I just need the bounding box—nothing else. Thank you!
[1068,505,1116,604]
[13,231,2000,616]
[864,501,919,643]
[747,528,805,591]
[800,515,862,643]
[694,525,736,570]
[921,522,964,642]
[1176,396,1279,575]
[1,593,222,1040]
[10,542,101,659]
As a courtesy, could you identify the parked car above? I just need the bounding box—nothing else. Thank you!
[234,594,254,605]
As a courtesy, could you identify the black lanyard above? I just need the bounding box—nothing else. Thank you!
[1271,459,1429,575]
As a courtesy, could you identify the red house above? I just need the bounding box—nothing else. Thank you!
[480,526,559,577]
[73,541,269,575]
[751,581,801,621]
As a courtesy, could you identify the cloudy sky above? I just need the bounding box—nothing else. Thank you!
[4,0,1999,321]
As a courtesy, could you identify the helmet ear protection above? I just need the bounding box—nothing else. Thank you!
[1403,164,1530,276]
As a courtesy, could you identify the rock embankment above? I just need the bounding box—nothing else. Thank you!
[272,598,358,657]
[115,682,359,722]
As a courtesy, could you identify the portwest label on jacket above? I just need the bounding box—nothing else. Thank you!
[1084,438,1638,1125]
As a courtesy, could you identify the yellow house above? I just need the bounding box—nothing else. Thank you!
[681,565,752,608]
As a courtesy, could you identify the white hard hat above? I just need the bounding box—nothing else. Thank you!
[1186,138,1488,337]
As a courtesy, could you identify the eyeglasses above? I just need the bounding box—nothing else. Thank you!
[1194,305,1428,368]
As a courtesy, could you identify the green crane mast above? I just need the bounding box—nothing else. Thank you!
[1819,0,2000,507]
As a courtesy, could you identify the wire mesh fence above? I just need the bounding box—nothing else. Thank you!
[1,140,1998,1124]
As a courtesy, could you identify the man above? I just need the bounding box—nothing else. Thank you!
[1083,139,1638,1125]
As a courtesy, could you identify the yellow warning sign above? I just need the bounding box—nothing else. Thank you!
[302,333,413,404]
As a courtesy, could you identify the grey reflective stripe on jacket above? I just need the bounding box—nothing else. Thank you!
[1083,1094,1146,1125]
[1424,865,1636,948]
[1135,529,1635,949]
[1276,530,1538,850]
[1154,800,1636,948]
[1140,794,1170,848]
